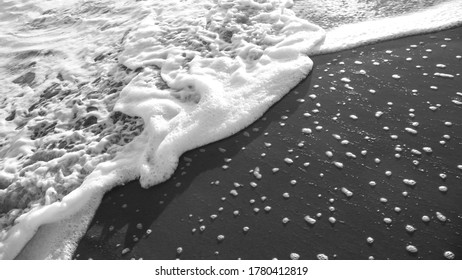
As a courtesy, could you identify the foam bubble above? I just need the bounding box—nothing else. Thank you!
[406,245,418,254]
[304,215,316,225]
[444,251,455,260]
[341,187,353,197]
[290,252,300,260]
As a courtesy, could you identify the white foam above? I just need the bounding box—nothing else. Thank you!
[115,0,325,187]
[313,0,462,55]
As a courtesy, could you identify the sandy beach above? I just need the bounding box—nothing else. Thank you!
[70,26,462,260]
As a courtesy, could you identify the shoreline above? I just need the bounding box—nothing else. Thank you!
[24,26,462,260]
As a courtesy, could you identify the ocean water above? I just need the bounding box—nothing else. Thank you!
[0,0,461,260]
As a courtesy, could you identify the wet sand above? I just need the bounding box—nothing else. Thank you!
[73,27,462,260]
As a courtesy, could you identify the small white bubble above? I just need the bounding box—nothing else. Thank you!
[334,161,344,169]
[438,186,448,192]
[423,147,433,153]
[422,215,430,223]
[444,251,455,260]
[329,217,336,224]
[302,128,312,134]
[405,127,418,135]
[341,187,353,197]
[253,167,262,180]
[436,212,447,222]
[367,237,374,244]
[349,115,358,120]
[284,158,294,164]
[217,235,225,242]
[405,225,416,233]
[346,152,357,159]
[282,217,290,224]
[369,181,376,187]
[290,253,300,260]
[317,253,329,260]
[304,215,317,225]
[403,179,416,186]
[406,245,418,253]
[384,218,392,224]
[326,151,334,158]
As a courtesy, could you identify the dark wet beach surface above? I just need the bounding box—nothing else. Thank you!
[73,27,462,260]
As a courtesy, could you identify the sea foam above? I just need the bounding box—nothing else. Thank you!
[0,0,461,260]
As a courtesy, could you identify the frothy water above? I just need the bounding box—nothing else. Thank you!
[0,0,461,259]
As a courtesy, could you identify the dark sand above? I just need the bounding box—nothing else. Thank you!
[74,27,462,260]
